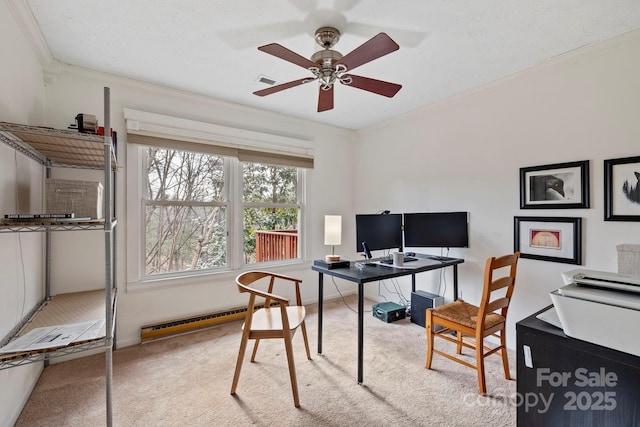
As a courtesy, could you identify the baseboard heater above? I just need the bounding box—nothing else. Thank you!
[140,303,272,343]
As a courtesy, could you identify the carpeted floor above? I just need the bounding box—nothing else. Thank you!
[15,296,517,426]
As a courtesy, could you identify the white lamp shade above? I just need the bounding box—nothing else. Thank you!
[324,215,342,246]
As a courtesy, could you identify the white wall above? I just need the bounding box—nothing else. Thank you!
[0,1,47,425]
[353,29,640,349]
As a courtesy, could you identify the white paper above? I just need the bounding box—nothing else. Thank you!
[0,320,101,354]
[74,319,106,342]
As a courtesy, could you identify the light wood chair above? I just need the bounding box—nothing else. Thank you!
[230,271,311,407]
[425,252,520,395]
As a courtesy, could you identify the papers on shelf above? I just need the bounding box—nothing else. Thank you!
[75,319,105,342]
[0,319,104,354]
[0,216,92,224]
[4,213,75,219]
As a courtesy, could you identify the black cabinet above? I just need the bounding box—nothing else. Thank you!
[516,307,640,426]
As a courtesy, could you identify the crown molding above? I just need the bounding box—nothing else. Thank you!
[7,0,53,67]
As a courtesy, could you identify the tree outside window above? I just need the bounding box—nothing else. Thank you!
[242,162,300,264]
[143,147,302,276]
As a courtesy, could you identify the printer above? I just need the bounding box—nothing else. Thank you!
[550,268,640,357]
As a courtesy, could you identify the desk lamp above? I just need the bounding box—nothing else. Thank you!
[324,215,342,262]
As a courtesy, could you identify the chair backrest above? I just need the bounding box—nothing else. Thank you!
[235,270,304,308]
[235,271,305,336]
[476,252,520,329]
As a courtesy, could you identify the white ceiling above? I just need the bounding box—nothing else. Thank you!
[24,0,640,130]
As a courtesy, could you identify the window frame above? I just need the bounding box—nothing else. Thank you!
[124,109,312,289]
[239,161,305,266]
[142,148,231,277]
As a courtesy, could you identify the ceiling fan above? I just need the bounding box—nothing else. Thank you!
[253,27,402,112]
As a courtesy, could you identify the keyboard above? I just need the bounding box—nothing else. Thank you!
[379,257,417,265]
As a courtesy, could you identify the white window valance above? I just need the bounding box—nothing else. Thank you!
[123,108,314,168]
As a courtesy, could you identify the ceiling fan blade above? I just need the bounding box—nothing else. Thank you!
[258,43,318,70]
[343,74,402,97]
[253,78,314,96]
[318,86,334,112]
[335,33,399,71]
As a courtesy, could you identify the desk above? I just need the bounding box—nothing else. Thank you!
[311,254,464,384]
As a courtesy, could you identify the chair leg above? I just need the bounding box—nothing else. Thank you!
[283,333,300,407]
[476,335,487,395]
[456,331,463,354]
[300,321,311,360]
[425,309,434,369]
[500,329,511,380]
[250,339,260,362]
[231,332,250,395]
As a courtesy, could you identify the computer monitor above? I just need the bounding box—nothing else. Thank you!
[355,213,403,254]
[403,212,469,248]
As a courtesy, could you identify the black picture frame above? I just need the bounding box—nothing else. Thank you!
[604,155,640,221]
[514,216,582,264]
[519,160,589,209]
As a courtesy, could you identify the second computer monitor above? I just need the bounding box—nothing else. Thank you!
[403,211,469,248]
[355,213,403,253]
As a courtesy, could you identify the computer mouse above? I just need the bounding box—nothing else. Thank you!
[405,252,415,257]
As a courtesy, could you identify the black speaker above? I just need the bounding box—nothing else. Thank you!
[410,290,444,328]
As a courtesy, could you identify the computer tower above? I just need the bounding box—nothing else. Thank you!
[411,290,444,329]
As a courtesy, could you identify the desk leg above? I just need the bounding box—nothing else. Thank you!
[358,282,364,385]
[411,274,416,293]
[453,265,459,301]
[318,272,324,354]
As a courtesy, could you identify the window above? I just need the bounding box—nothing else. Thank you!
[124,108,313,285]
[242,161,301,264]
[142,146,304,277]
[144,147,227,275]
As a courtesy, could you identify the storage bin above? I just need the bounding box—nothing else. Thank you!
[617,244,640,277]
[46,178,103,219]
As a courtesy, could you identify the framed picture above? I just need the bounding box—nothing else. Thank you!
[604,155,640,221]
[519,160,589,209]
[514,216,582,264]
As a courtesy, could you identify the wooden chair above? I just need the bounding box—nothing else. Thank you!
[425,252,520,395]
[230,271,311,407]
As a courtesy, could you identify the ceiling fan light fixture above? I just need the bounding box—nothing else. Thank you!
[310,49,343,67]
[309,51,348,90]
[254,26,402,112]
